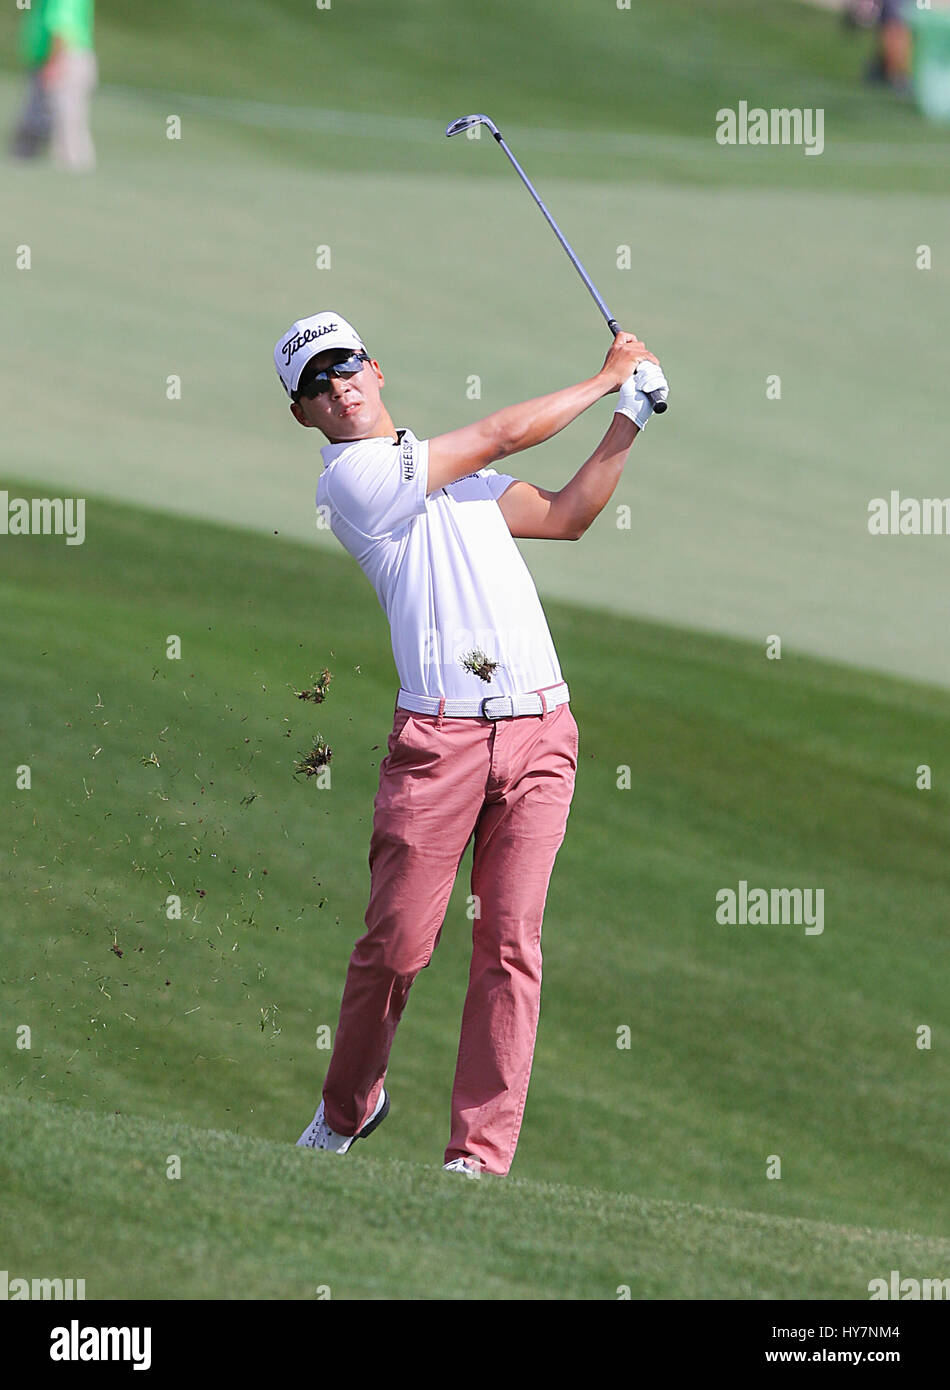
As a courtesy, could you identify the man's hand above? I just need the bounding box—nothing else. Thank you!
[615,360,670,431]
[598,332,659,394]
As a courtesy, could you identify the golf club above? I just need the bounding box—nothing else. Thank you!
[446,113,668,414]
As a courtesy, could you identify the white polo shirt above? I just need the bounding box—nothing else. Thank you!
[316,428,566,700]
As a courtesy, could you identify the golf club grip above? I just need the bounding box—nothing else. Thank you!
[607,320,669,415]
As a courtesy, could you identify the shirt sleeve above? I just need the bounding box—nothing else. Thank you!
[45,0,93,47]
[324,435,430,540]
[479,467,518,501]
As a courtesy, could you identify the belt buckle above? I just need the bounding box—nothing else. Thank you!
[480,695,513,720]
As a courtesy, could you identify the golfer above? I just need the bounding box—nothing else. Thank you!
[275,312,668,1176]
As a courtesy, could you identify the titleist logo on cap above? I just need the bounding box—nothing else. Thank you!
[281,322,339,366]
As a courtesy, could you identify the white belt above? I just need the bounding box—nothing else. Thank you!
[396,682,570,720]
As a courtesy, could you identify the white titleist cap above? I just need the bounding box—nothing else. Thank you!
[274,311,365,396]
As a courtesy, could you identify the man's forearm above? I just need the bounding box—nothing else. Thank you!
[427,333,649,493]
[556,412,639,538]
[487,375,609,461]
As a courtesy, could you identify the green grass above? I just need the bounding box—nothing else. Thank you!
[3,63,948,688]
[3,0,946,181]
[4,1096,948,1300]
[4,1,948,694]
[1,488,948,1299]
[2,0,949,1300]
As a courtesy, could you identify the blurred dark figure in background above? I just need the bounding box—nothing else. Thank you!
[10,0,97,170]
[844,0,911,93]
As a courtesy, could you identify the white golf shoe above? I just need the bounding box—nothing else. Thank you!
[443,1157,483,1178]
[296,1088,390,1154]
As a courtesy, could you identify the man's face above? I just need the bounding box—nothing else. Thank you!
[289,348,386,441]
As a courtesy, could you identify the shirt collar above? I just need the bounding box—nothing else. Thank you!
[321,428,407,468]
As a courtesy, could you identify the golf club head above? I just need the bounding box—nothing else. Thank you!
[445,114,499,139]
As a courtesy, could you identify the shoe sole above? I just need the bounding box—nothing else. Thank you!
[350,1088,390,1147]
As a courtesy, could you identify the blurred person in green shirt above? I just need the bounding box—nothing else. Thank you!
[11,0,96,170]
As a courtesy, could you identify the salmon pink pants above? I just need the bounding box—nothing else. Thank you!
[322,694,578,1175]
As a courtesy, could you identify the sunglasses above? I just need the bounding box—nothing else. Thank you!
[294,351,371,399]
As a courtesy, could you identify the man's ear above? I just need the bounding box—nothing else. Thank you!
[290,400,312,428]
[370,359,385,389]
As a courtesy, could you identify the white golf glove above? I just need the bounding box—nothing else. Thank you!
[615,360,669,430]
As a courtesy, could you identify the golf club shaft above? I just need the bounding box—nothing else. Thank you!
[489,129,668,414]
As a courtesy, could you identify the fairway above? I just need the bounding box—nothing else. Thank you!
[3,9,950,689]
[1,493,948,1300]
[4,1096,950,1301]
[2,0,949,1304]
